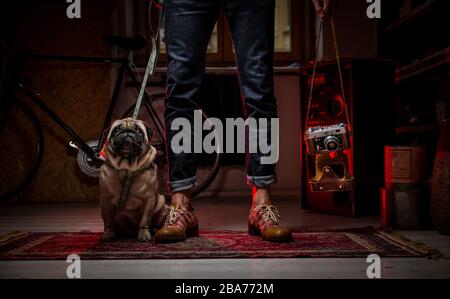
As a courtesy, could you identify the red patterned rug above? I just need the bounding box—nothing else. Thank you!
[0,229,427,260]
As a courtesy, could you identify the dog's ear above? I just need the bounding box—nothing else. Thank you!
[137,120,153,142]
[107,119,122,140]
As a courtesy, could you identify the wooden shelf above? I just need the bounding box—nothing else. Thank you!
[395,47,450,82]
[395,123,439,134]
[384,0,439,33]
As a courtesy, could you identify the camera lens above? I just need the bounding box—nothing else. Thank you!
[324,136,340,152]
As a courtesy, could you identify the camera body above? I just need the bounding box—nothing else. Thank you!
[305,123,351,155]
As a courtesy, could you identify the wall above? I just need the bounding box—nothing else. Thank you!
[321,0,378,60]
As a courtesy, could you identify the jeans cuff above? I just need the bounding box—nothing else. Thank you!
[169,176,197,193]
[246,175,277,188]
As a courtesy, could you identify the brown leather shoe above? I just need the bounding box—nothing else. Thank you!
[154,204,199,243]
[248,204,293,242]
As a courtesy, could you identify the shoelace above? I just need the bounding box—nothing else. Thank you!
[255,205,281,225]
[165,206,184,225]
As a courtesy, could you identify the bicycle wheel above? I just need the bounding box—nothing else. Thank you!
[0,98,44,201]
[122,96,221,198]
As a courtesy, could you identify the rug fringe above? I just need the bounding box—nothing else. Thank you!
[0,231,28,245]
[377,230,448,260]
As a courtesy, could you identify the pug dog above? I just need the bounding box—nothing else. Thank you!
[99,117,166,242]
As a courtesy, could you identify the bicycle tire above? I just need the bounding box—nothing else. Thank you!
[121,98,221,198]
[0,98,44,201]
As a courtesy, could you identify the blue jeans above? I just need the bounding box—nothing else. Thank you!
[165,0,277,192]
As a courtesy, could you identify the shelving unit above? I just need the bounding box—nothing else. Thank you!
[396,47,450,82]
[384,0,438,33]
[379,0,449,133]
[378,0,449,193]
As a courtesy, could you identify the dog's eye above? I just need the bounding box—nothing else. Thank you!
[111,127,120,136]
[136,128,144,136]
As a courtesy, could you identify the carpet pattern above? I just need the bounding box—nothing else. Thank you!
[0,229,426,260]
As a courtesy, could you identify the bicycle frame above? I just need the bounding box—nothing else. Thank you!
[12,52,166,161]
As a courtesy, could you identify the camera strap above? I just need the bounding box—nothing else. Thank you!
[304,15,352,136]
[121,0,165,207]
[330,16,351,129]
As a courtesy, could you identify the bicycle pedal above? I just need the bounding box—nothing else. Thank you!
[68,140,79,150]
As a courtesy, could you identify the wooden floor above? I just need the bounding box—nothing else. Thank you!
[0,198,449,279]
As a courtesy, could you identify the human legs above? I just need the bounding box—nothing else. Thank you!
[224,0,292,242]
[155,0,219,243]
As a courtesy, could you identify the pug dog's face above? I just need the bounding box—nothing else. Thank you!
[106,118,152,159]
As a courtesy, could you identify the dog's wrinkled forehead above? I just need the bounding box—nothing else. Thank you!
[108,118,148,141]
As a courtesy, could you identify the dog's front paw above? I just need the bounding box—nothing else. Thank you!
[138,228,152,242]
[101,228,116,242]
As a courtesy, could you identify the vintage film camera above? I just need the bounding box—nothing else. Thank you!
[304,123,354,193]
[304,123,351,155]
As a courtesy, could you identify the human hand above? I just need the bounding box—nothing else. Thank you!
[312,0,332,20]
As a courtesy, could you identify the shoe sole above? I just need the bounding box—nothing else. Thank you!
[262,236,293,243]
[155,236,186,244]
[155,225,199,244]
[249,223,293,242]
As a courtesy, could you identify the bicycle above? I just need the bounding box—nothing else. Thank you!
[0,35,221,202]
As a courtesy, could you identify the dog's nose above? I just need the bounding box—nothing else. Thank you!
[123,138,133,146]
